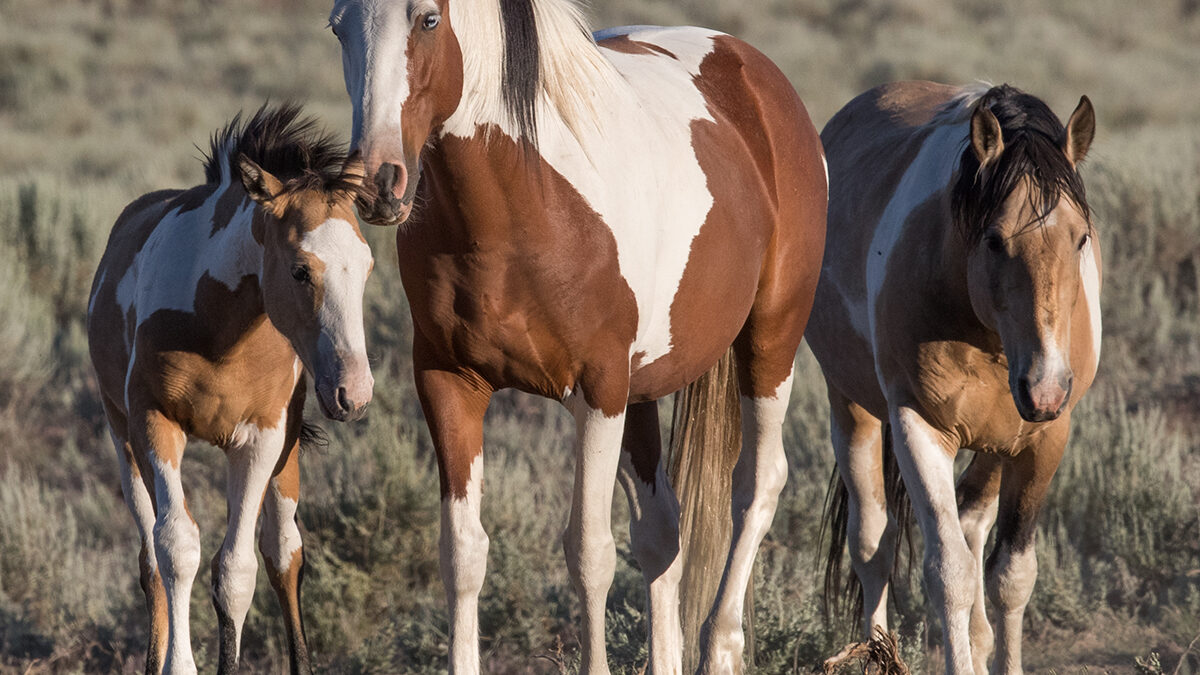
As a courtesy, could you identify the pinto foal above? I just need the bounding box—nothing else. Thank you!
[87,105,374,675]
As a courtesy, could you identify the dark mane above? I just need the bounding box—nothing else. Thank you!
[202,102,368,198]
[951,84,1091,246]
[500,0,540,143]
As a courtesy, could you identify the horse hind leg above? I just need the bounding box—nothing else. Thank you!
[211,416,287,674]
[827,387,895,638]
[259,434,312,675]
[105,397,168,675]
[616,400,683,674]
[956,452,1002,673]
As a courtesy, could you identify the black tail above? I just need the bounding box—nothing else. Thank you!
[820,423,913,635]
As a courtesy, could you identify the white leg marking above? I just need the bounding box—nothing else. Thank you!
[150,431,200,675]
[987,544,1037,675]
[564,397,627,675]
[890,407,976,675]
[213,417,286,662]
[958,481,998,673]
[699,373,793,674]
[618,446,683,675]
[440,452,488,675]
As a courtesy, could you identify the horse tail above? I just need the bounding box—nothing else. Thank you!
[667,347,745,673]
[821,422,913,634]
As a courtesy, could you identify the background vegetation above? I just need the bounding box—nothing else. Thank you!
[0,0,1197,671]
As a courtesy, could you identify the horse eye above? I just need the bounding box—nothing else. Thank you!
[291,266,312,284]
[1077,232,1090,251]
[985,234,1005,254]
[422,13,441,30]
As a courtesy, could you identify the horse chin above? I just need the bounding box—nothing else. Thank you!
[316,387,350,422]
[357,196,413,227]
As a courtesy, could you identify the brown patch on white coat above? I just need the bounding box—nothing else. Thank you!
[809,82,1099,674]
[330,1,827,672]
[87,104,373,675]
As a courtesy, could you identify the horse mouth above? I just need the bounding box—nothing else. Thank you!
[356,193,413,226]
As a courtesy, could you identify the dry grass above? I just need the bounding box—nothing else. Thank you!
[0,0,1197,672]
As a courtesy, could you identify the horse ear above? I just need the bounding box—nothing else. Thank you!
[340,152,366,188]
[1062,95,1095,166]
[237,154,284,211]
[970,105,1005,167]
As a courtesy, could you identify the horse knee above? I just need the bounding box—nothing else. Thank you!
[986,545,1038,613]
[154,515,200,585]
[212,550,259,619]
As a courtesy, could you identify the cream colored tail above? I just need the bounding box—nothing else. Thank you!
[667,348,750,672]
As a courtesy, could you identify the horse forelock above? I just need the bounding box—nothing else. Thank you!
[951,84,1092,247]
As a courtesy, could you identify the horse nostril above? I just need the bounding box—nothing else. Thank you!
[336,386,351,413]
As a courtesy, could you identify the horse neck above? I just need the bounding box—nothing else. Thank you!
[189,184,268,319]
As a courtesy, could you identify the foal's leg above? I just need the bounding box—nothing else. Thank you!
[104,398,168,674]
[889,406,976,675]
[563,379,630,675]
[415,363,492,675]
[698,366,794,675]
[827,386,893,637]
[212,412,288,673]
[132,408,198,675]
[260,435,312,675]
[956,452,1002,673]
[986,424,1067,675]
[617,400,683,674]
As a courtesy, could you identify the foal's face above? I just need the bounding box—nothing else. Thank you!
[240,157,376,421]
[967,183,1093,423]
[331,0,464,225]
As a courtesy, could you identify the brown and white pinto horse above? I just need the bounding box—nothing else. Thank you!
[809,82,1100,674]
[328,0,827,672]
[87,105,374,675]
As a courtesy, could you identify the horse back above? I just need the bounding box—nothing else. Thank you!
[808,82,980,418]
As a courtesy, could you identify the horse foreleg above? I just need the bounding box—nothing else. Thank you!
[416,365,492,675]
[986,424,1067,675]
[698,370,794,675]
[617,401,683,674]
[212,415,286,674]
[260,436,312,675]
[564,387,629,675]
[828,387,893,637]
[890,406,976,675]
[956,453,1002,673]
[134,408,198,675]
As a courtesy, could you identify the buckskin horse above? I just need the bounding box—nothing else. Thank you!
[87,104,374,675]
[809,82,1100,674]
[327,0,828,671]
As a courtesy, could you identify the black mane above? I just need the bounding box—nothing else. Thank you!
[951,84,1091,246]
[500,0,540,143]
[202,102,363,196]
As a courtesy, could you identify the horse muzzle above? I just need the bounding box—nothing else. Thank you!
[356,161,415,226]
[1013,371,1073,423]
[315,367,374,422]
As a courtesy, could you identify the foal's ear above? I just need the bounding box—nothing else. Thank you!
[237,154,285,211]
[1062,95,1095,166]
[970,105,1005,167]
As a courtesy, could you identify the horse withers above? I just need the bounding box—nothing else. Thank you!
[87,104,374,675]
[809,82,1099,674]
[329,0,828,672]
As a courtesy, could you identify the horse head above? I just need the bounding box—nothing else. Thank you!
[330,0,465,225]
[959,92,1096,422]
[238,154,376,420]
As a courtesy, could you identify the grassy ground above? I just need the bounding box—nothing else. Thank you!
[0,0,1197,672]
